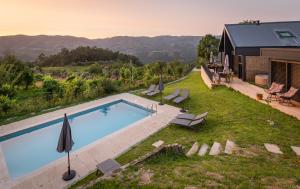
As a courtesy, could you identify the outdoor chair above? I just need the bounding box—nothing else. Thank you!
[277,87,299,106]
[164,89,180,101]
[147,85,160,96]
[176,112,208,121]
[141,84,156,95]
[173,89,189,104]
[170,118,205,129]
[265,82,284,100]
[265,82,278,93]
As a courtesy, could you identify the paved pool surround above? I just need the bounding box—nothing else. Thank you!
[0,93,180,189]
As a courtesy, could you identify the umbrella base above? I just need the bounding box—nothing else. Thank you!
[159,102,164,105]
[62,170,76,181]
[180,109,187,113]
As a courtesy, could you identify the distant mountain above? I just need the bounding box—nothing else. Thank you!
[0,35,201,64]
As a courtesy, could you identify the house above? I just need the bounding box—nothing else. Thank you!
[218,21,300,96]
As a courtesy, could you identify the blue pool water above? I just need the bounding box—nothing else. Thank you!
[0,100,152,179]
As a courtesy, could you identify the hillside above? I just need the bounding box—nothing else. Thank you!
[0,35,201,63]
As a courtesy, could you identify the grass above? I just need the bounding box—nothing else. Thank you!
[72,71,300,188]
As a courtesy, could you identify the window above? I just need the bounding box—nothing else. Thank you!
[276,31,295,38]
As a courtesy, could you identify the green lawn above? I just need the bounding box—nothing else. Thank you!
[72,71,300,189]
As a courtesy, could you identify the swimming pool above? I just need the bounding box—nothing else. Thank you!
[0,100,153,179]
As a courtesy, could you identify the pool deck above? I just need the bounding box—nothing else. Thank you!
[0,93,181,189]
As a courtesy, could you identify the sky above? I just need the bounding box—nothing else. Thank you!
[0,0,299,39]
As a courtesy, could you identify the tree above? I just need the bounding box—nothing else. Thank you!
[22,67,34,90]
[0,95,15,114]
[42,76,61,101]
[197,34,220,65]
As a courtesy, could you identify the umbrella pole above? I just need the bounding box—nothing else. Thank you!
[68,152,70,175]
[159,91,164,105]
[63,151,76,181]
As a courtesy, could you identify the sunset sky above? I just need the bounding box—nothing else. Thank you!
[0,0,299,39]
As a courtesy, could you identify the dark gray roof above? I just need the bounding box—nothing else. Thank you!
[225,21,300,48]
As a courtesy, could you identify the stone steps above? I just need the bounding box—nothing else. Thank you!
[186,142,199,157]
[185,140,299,157]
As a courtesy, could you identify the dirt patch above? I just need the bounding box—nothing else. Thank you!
[205,171,224,181]
[139,169,153,185]
[235,145,263,158]
[261,176,298,189]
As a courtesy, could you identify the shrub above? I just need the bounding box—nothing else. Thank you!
[42,76,62,101]
[88,63,103,75]
[100,78,118,94]
[0,95,15,114]
[0,84,16,98]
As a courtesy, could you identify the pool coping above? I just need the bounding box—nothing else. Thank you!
[0,93,180,189]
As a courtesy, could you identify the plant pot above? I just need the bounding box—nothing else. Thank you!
[256,93,263,100]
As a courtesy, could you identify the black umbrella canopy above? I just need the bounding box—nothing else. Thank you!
[158,75,164,91]
[57,114,74,153]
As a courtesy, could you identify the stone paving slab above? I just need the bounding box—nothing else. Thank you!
[198,143,209,156]
[291,146,300,156]
[264,143,283,154]
[0,93,180,189]
[209,142,222,156]
[186,142,199,157]
[152,140,164,148]
[224,140,236,154]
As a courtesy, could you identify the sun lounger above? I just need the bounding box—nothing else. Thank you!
[170,118,204,129]
[173,89,189,104]
[141,84,156,95]
[147,85,160,96]
[277,87,299,106]
[164,89,180,100]
[176,112,208,120]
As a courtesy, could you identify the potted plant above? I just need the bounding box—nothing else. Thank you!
[256,93,263,100]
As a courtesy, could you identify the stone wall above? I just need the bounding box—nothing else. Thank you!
[201,66,213,89]
[245,56,269,82]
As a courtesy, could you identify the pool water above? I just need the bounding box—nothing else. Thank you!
[0,100,152,179]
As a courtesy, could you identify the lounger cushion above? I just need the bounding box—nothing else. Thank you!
[141,85,156,95]
[164,90,180,100]
[190,118,204,126]
[173,96,185,104]
[170,118,191,126]
[176,113,195,120]
[147,90,160,96]
[176,112,208,120]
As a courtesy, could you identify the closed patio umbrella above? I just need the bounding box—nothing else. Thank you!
[158,74,164,105]
[223,54,230,73]
[210,51,213,63]
[57,113,76,181]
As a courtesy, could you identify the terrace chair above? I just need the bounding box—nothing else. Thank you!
[173,89,189,104]
[176,112,208,121]
[141,84,156,95]
[164,89,180,101]
[265,83,284,100]
[170,118,205,129]
[265,82,278,94]
[277,87,299,106]
[147,85,160,96]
